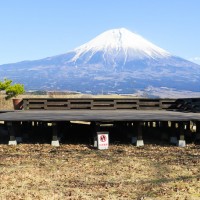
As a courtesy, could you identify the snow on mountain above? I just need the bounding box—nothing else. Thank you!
[69,28,171,65]
[0,28,200,96]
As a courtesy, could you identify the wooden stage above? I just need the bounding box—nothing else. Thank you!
[1,97,200,147]
[0,109,200,122]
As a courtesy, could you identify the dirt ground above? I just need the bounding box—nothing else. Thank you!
[0,144,200,200]
[1,95,200,199]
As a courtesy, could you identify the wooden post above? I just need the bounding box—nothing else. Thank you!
[51,123,59,146]
[56,121,65,141]
[22,121,31,141]
[15,121,22,143]
[155,121,159,128]
[130,122,136,144]
[177,121,186,147]
[195,122,200,142]
[160,121,169,141]
[91,122,100,147]
[185,121,191,132]
[149,121,154,128]
[170,121,178,144]
[7,122,17,145]
[132,121,144,146]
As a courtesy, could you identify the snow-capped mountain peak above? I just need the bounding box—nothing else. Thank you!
[1,27,200,96]
[70,28,171,63]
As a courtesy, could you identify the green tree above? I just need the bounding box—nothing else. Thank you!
[0,78,12,91]
[0,78,25,100]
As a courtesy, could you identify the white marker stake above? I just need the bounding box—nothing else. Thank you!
[97,132,109,150]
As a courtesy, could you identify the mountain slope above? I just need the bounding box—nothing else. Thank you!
[0,28,200,95]
[69,28,171,65]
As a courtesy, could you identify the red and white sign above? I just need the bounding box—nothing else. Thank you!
[97,132,109,150]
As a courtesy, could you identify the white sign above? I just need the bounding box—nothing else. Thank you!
[97,132,109,150]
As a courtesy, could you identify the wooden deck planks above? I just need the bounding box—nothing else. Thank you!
[0,110,200,122]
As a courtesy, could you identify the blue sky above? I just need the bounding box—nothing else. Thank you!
[0,0,200,65]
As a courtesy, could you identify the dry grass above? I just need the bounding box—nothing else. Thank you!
[0,144,200,199]
[1,94,200,199]
[0,96,13,110]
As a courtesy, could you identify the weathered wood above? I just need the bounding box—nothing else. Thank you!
[47,107,69,110]
[115,105,138,109]
[51,122,60,146]
[47,102,69,106]
[22,98,200,112]
[177,121,186,147]
[136,122,143,140]
[52,123,58,141]
[91,106,116,110]
[179,122,185,140]
[91,122,101,147]
[139,102,160,106]
[135,121,144,146]
[115,99,139,103]
[1,110,200,122]
[137,107,161,110]
[26,104,45,108]
[91,100,115,109]
[7,122,17,145]
[69,104,91,109]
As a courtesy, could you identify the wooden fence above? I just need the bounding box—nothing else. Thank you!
[22,98,200,112]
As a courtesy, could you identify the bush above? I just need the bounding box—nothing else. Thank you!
[0,79,12,91]
[0,78,25,100]
[5,84,25,100]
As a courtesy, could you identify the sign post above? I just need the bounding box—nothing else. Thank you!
[97,132,109,150]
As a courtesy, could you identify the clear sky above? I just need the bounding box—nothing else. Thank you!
[0,0,200,65]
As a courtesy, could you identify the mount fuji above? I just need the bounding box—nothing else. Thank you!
[0,28,200,96]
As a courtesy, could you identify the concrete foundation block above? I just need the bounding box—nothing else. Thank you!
[16,137,23,143]
[8,140,17,145]
[51,140,60,147]
[170,137,178,144]
[136,140,144,147]
[94,140,97,147]
[131,137,137,144]
[177,140,186,147]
